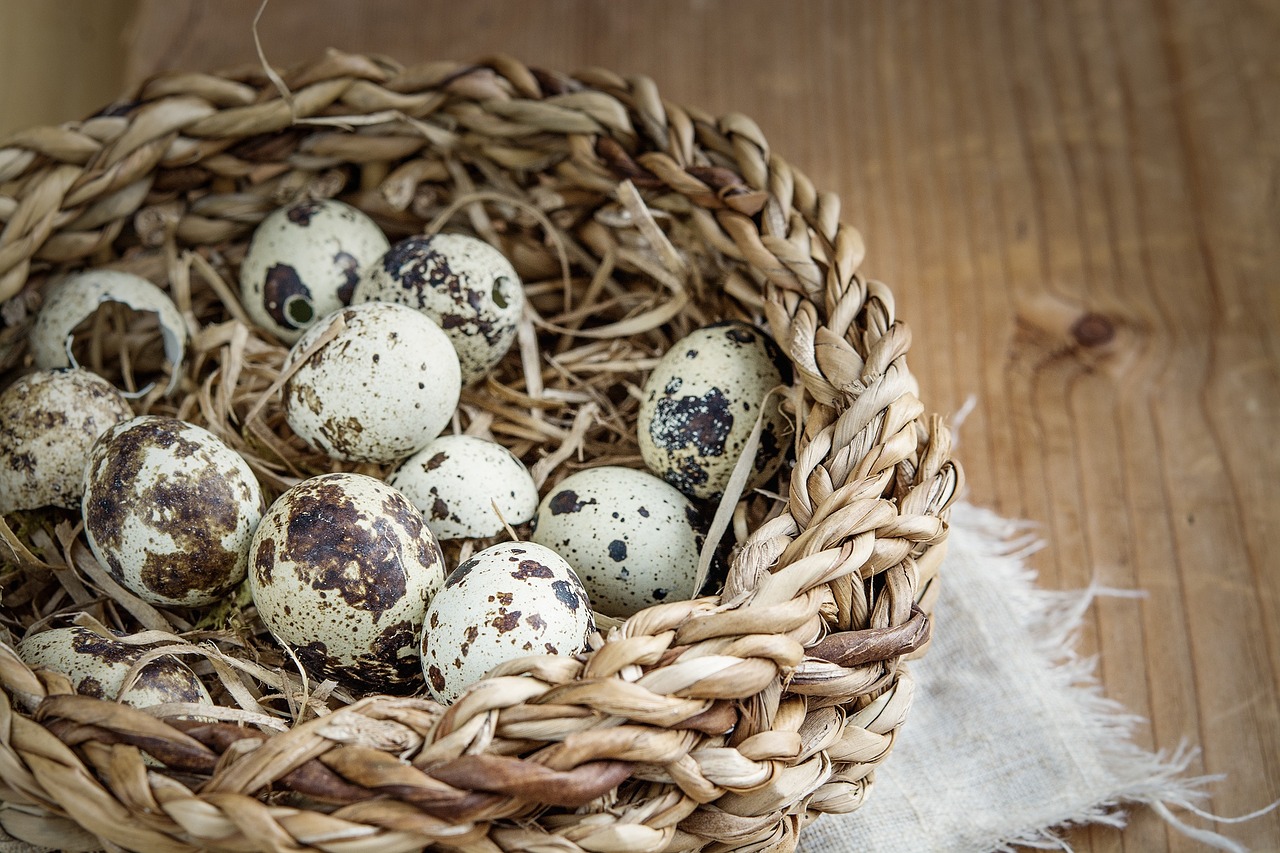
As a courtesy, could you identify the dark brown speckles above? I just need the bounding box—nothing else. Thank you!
[423,452,448,472]
[334,251,361,304]
[79,676,105,698]
[446,557,479,589]
[511,560,553,580]
[69,628,135,665]
[427,664,446,693]
[607,540,628,562]
[431,497,450,521]
[286,199,324,225]
[527,613,546,631]
[548,489,597,516]
[492,611,522,633]
[254,537,276,585]
[262,263,313,329]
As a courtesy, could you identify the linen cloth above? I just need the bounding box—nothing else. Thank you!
[800,503,1246,853]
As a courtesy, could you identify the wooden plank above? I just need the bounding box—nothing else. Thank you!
[0,0,137,138]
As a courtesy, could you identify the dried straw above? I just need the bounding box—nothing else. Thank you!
[0,52,960,852]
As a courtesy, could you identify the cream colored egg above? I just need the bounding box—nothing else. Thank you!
[282,302,461,464]
[17,626,210,707]
[0,369,132,514]
[638,321,792,500]
[29,269,188,395]
[529,466,705,619]
[248,473,446,694]
[240,198,389,342]
[388,434,538,540]
[82,416,265,607]
[420,541,592,704]
[353,233,523,384]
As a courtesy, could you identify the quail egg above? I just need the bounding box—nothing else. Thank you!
[420,541,592,704]
[529,466,705,618]
[353,233,524,384]
[82,416,265,607]
[17,626,210,707]
[0,369,133,514]
[282,302,461,464]
[239,198,390,342]
[388,434,538,541]
[29,269,188,395]
[248,472,446,694]
[638,321,792,500]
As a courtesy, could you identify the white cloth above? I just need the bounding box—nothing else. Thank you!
[800,504,1248,853]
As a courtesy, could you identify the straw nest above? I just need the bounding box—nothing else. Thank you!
[0,52,961,853]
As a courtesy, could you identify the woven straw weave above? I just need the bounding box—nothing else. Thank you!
[0,52,960,853]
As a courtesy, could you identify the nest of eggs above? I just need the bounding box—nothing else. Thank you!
[0,52,961,853]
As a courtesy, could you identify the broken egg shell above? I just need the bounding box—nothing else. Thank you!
[282,302,461,464]
[82,416,265,608]
[248,472,446,695]
[17,626,210,707]
[388,434,538,541]
[420,541,592,704]
[638,321,792,501]
[529,466,705,619]
[240,198,390,343]
[0,369,133,514]
[353,233,523,384]
[29,269,188,396]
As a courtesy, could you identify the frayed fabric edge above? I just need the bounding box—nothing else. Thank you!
[950,503,1271,853]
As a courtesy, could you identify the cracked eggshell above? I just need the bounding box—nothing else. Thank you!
[29,269,188,395]
[0,369,133,514]
[240,198,390,342]
[388,434,538,541]
[282,302,461,464]
[248,472,446,694]
[17,626,210,707]
[529,466,705,619]
[420,541,592,704]
[353,233,523,384]
[82,416,265,607]
[638,321,792,501]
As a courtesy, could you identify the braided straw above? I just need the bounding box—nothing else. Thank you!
[0,52,961,852]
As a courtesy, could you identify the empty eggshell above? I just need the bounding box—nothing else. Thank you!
[17,626,210,707]
[240,198,390,342]
[282,302,461,464]
[0,369,133,514]
[82,416,265,607]
[638,321,792,500]
[29,269,189,396]
[353,233,524,384]
[529,466,705,619]
[248,472,446,694]
[420,541,593,704]
[388,434,538,540]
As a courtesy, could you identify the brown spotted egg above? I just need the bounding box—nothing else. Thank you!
[248,473,445,694]
[17,626,210,708]
[240,198,390,342]
[388,434,538,540]
[420,541,592,704]
[0,369,133,514]
[529,466,705,619]
[638,321,792,500]
[82,416,264,607]
[282,302,461,464]
[352,233,524,384]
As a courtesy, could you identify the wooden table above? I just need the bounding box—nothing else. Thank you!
[3,1,1277,849]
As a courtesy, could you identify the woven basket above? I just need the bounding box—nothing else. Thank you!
[0,52,960,853]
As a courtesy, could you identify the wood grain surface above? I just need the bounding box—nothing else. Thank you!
[3,1,1277,849]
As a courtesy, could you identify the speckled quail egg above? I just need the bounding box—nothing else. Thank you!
[17,626,210,707]
[0,369,133,514]
[388,434,538,541]
[353,233,524,384]
[529,466,705,619]
[29,269,188,395]
[638,321,792,501]
[240,198,390,342]
[82,416,265,607]
[248,472,445,694]
[420,541,592,704]
[282,302,461,464]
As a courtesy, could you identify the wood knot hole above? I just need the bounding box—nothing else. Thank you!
[1071,312,1115,348]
